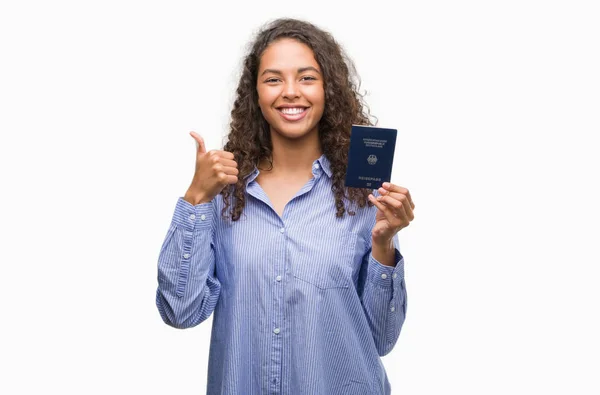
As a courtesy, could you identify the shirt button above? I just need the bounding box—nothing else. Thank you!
[183,253,190,259]
[381,273,388,279]
[390,306,396,312]
[279,228,285,233]
[276,275,282,282]
[314,164,320,169]
[393,273,397,279]
[189,214,196,221]
[200,214,206,221]
[273,328,280,334]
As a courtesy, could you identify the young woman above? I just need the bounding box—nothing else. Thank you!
[156,18,415,395]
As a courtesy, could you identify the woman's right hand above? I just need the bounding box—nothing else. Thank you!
[183,131,239,205]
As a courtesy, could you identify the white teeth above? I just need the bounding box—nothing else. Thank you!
[279,107,305,115]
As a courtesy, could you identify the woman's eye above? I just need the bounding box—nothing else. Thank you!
[265,78,280,83]
[301,76,316,81]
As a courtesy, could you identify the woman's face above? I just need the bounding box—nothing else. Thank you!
[257,38,325,141]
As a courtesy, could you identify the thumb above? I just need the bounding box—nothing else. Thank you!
[189,131,206,154]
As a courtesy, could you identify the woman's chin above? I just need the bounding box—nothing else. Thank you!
[272,124,319,140]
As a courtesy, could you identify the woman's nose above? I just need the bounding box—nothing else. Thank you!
[282,81,300,99]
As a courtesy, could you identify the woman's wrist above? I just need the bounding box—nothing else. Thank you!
[183,189,211,205]
[371,238,395,267]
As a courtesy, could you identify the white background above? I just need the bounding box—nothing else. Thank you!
[1,0,599,394]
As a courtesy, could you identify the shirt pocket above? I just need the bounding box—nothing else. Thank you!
[290,231,358,290]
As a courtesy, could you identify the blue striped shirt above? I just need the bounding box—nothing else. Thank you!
[156,154,407,395]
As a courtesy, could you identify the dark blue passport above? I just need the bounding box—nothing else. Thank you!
[345,125,397,189]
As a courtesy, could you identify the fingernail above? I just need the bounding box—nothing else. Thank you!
[383,182,390,188]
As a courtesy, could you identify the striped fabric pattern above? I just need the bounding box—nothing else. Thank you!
[156,154,407,395]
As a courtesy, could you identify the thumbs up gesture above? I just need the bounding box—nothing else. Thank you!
[183,131,239,205]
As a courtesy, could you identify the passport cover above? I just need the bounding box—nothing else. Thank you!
[344,125,397,189]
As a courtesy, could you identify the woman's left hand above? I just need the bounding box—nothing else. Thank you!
[368,183,415,244]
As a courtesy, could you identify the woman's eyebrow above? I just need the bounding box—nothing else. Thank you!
[260,66,321,76]
[297,66,321,74]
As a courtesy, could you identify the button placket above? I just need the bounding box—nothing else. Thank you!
[270,222,285,391]
[176,212,196,298]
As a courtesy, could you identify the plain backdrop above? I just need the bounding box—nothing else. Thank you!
[1,0,599,394]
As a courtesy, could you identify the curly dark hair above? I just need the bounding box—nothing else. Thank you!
[221,18,375,221]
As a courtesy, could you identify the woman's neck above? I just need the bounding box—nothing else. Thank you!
[260,131,322,176]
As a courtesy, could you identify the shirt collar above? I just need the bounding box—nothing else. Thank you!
[314,154,333,178]
[244,167,260,187]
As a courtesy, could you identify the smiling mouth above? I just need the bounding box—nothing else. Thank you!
[278,107,307,114]
[276,107,309,121]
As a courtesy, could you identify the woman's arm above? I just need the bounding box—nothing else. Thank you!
[155,198,221,329]
[358,234,407,356]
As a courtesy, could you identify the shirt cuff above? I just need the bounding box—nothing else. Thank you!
[172,197,214,232]
[367,249,405,289]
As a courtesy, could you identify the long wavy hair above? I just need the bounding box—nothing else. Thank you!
[221,18,375,221]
